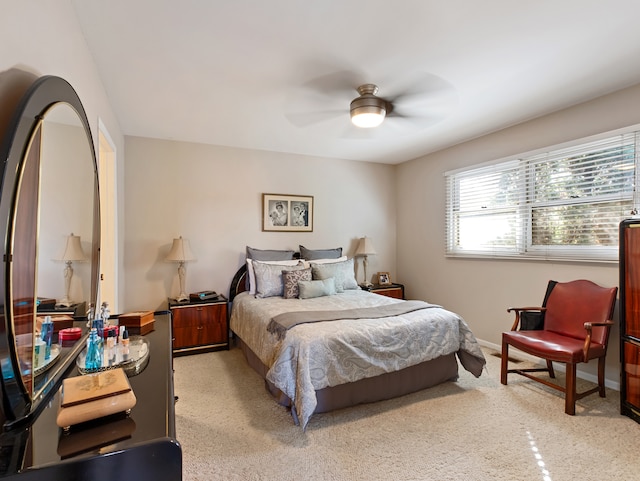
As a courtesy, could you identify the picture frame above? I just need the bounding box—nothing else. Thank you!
[377,272,391,285]
[262,193,314,232]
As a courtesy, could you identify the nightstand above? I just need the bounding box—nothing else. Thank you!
[168,296,228,356]
[361,283,405,299]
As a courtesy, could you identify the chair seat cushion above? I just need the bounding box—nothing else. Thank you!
[503,330,605,363]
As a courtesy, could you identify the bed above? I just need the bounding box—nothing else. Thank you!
[228,250,486,429]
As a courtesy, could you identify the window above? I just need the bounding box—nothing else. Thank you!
[445,131,639,261]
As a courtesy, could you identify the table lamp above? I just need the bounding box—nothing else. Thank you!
[59,233,87,307]
[165,236,196,302]
[355,236,376,287]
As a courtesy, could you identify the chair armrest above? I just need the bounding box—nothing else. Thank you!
[582,320,615,360]
[506,307,546,331]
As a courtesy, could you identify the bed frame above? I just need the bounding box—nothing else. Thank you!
[228,264,460,423]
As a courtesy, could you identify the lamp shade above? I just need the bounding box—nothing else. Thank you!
[355,237,376,256]
[165,236,196,262]
[61,234,87,262]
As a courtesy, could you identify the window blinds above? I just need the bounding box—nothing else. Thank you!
[445,131,638,261]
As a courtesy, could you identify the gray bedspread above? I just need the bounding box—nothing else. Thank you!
[230,290,486,429]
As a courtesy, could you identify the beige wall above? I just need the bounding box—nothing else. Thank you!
[123,136,397,311]
[397,83,640,388]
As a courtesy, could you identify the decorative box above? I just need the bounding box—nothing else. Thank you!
[37,314,74,337]
[117,310,155,335]
[56,368,136,430]
[58,327,82,347]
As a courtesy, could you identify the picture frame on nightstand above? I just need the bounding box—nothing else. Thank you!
[377,272,392,285]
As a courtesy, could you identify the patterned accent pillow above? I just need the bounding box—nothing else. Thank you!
[253,261,305,298]
[283,268,312,299]
[310,257,359,293]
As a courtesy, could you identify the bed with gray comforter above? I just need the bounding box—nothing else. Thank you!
[230,289,486,429]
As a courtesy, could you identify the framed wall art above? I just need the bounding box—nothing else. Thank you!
[262,193,314,232]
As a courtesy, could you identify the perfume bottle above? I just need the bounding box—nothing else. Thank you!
[100,301,111,326]
[121,329,130,360]
[85,327,103,371]
[41,315,54,360]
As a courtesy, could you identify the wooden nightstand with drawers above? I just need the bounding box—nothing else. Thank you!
[361,283,405,300]
[168,296,228,356]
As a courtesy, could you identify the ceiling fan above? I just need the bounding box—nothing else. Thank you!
[349,84,390,128]
[285,71,458,135]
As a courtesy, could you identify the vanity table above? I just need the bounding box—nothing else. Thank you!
[0,76,181,479]
[0,312,181,480]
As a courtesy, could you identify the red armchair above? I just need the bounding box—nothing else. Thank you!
[500,279,617,414]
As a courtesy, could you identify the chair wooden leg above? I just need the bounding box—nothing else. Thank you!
[565,363,577,415]
[501,339,509,385]
[597,357,606,397]
[546,360,555,378]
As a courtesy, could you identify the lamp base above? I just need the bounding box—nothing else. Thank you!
[57,297,73,308]
[175,293,189,303]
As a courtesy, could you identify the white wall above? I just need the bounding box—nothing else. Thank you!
[0,0,126,310]
[123,137,397,311]
[397,83,640,387]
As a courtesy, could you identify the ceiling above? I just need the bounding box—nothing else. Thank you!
[72,1,640,165]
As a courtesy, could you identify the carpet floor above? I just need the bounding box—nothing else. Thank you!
[174,345,640,481]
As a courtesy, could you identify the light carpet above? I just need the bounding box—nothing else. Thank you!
[174,346,640,481]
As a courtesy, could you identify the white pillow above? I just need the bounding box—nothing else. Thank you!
[306,255,347,265]
[246,259,301,295]
[310,258,359,293]
[253,260,306,298]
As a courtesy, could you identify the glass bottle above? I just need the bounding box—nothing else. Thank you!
[85,327,103,371]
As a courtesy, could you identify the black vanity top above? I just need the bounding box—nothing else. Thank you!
[0,313,181,481]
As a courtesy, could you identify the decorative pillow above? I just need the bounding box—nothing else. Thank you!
[246,259,300,295]
[253,261,305,298]
[298,278,337,299]
[304,255,347,265]
[283,268,312,299]
[246,246,295,261]
[310,258,359,293]
[300,245,343,260]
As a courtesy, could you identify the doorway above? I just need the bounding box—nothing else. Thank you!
[97,119,118,312]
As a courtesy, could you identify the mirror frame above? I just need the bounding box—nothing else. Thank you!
[0,76,100,429]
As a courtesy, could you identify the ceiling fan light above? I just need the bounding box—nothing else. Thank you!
[350,84,387,128]
[351,109,386,128]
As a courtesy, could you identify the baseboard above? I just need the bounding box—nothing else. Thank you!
[477,338,620,391]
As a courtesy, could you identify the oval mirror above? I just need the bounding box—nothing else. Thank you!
[0,76,100,429]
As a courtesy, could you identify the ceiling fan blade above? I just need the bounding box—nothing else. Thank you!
[284,70,366,128]
[285,109,345,127]
[300,70,364,97]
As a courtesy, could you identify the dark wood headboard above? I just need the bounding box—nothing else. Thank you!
[229,264,248,302]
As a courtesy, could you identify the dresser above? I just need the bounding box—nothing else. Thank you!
[620,219,640,423]
[0,312,181,480]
